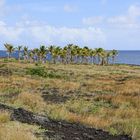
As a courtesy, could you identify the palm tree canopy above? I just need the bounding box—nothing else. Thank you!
[4,43,15,53]
[17,46,22,51]
[111,49,118,56]
[3,43,118,65]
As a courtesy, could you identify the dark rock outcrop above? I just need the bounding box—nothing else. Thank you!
[0,103,132,140]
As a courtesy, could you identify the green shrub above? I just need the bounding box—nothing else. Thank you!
[3,58,17,63]
[26,66,47,77]
[26,66,63,79]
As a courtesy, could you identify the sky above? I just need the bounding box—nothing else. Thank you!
[0,0,140,50]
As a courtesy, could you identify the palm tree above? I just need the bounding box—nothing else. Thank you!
[89,49,96,64]
[71,45,80,64]
[111,49,118,64]
[79,48,84,64]
[106,51,112,65]
[100,50,107,65]
[76,47,81,64]
[29,51,34,63]
[66,44,73,64]
[59,48,67,64]
[48,45,56,63]
[48,45,54,54]
[3,42,118,66]
[23,46,28,61]
[17,46,22,61]
[70,45,77,63]
[39,45,47,63]
[4,43,15,59]
[51,46,61,64]
[95,48,104,65]
[31,48,39,62]
[83,46,90,64]
[79,47,88,64]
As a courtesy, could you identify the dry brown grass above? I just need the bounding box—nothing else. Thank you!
[0,108,39,139]
[0,61,140,138]
[0,111,10,123]
[46,104,111,128]
[45,79,80,91]
[117,80,140,96]
[13,92,46,113]
[0,122,41,140]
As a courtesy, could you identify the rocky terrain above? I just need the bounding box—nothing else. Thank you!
[0,103,131,140]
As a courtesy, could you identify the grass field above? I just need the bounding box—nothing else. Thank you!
[0,59,140,139]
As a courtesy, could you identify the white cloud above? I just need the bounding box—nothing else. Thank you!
[0,20,106,49]
[30,25,105,46]
[64,4,77,12]
[107,15,137,28]
[0,0,5,7]
[0,0,5,16]
[82,4,140,29]
[83,16,104,25]
[108,5,140,24]
[108,16,130,24]
[0,21,24,40]
[0,20,6,26]
[128,4,140,17]
[107,4,140,28]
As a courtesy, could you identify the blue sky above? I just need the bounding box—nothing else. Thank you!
[0,0,140,50]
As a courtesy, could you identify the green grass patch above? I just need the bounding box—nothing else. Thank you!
[26,66,67,79]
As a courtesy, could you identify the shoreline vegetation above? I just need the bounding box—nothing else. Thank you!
[3,43,118,65]
[0,44,140,140]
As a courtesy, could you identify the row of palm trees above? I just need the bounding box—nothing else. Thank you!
[4,43,118,65]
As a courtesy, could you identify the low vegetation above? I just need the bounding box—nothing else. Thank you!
[0,59,140,139]
[26,66,65,79]
[0,110,42,140]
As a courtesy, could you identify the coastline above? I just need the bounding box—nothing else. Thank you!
[0,57,140,67]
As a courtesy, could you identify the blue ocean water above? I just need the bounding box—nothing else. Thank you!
[115,51,140,65]
[0,50,140,65]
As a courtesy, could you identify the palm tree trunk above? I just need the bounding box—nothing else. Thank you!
[98,55,100,65]
[112,56,115,64]
[81,56,84,64]
[18,51,20,61]
[107,57,109,65]
[93,56,96,64]
[7,52,10,60]
[53,57,56,64]
[9,52,11,58]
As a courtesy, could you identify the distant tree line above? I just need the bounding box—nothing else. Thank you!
[4,43,118,65]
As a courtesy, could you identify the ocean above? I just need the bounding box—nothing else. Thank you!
[0,50,140,65]
[115,51,140,65]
